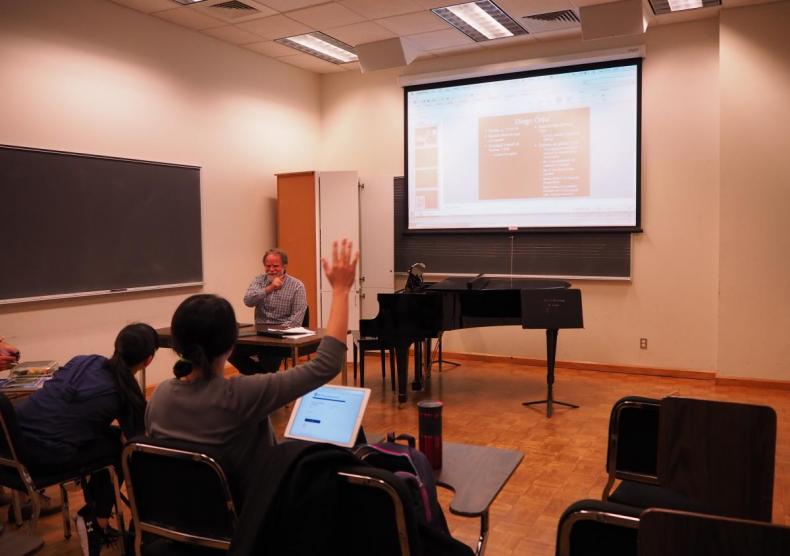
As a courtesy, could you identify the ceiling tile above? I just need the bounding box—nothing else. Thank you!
[529,27,582,41]
[237,14,314,39]
[339,0,429,19]
[497,0,577,18]
[403,28,475,51]
[245,40,302,57]
[259,0,329,11]
[110,0,175,13]
[375,11,449,35]
[280,53,350,73]
[153,7,224,30]
[323,21,396,46]
[202,24,263,44]
[286,3,366,29]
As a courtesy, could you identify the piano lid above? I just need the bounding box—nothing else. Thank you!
[428,276,570,292]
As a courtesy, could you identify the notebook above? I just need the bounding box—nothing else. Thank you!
[284,385,371,448]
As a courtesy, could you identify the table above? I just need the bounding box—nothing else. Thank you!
[155,325,342,384]
[368,435,523,556]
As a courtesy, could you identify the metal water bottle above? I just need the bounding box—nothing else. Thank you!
[418,400,443,469]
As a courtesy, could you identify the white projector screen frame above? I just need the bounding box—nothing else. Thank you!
[404,58,642,233]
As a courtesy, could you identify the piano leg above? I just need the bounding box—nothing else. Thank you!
[394,342,411,404]
[413,340,424,392]
[522,329,579,418]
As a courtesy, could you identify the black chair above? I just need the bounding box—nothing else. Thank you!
[555,499,642,556]
[352,330,396,389]
[638,508,790,556]
[603,395,777,522]
[122,437,238,556]
[0,393,125,547]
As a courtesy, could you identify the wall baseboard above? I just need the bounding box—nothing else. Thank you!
[715,376,790,390]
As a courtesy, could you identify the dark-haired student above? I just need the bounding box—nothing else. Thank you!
[16,323,159,556]
[145,239,358,502]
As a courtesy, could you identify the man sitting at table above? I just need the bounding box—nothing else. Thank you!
[229,248,307,374]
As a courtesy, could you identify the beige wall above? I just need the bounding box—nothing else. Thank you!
[719,2,790,379]
[320,9,788,381]
[0,0,321,385]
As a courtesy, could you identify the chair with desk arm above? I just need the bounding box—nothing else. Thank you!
[602,395,776,522]
[0,392,125,549]
[122,437,238,556]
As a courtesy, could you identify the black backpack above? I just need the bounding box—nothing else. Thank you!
[354,433,449,534]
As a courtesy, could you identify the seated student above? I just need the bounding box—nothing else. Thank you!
[16,323,158,556]
[145,239,357,502]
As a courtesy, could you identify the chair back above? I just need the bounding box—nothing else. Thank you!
[638,508,790,556]
[302,306,310,328]
[336,465,421,556]
[657,397,776,522]
[555,499,641,556]
[0,392,33,491]
[122,437,238,554]
[603,396,660,498]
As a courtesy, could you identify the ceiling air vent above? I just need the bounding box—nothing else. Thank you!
[193,0,275,23]
[519,9,580,35]
[211,0,256,12]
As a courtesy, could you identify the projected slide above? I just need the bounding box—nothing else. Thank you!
[406,61,640,230]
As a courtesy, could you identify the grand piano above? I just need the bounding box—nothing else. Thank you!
[361,275,584,416]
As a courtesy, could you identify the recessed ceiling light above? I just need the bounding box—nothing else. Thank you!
[648,0,719,15]
[276,32,358,64]
[432,1,527,42]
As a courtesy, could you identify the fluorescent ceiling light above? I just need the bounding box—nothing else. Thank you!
[172,0,206,5]
[667,0,703,10]
[433,1,527,42]
[276,32,357,64]
[648,0,718,15]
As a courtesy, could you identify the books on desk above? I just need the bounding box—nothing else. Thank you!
[0,375,52,391]
[256,327,316,339]
[11,360,59,376]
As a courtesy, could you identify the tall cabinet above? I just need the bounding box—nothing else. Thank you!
[276,171,361,337]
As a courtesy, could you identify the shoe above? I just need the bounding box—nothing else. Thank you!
[75,506,115,556]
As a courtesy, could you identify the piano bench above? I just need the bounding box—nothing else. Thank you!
[351,331,395,390]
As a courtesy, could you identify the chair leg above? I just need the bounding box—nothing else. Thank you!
[353,342,358,383]
[107,466,127,556]
[359,347,366,387]
[11,490,23,529]
[28,489,42,532]
[380,349,386,380]
[60,483,71,539]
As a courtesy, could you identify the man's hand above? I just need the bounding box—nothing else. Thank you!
[269,275,285,291]
[322,239,359,294]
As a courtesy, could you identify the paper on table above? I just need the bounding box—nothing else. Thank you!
[269,326,316,338]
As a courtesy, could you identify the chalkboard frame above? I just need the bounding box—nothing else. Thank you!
[1,145,203,304]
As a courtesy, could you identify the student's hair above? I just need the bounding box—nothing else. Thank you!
[108,323,159,436]
[262,248,288,266]
[171,294,238,379]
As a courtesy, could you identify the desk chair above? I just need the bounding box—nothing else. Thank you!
[638,508,790,556]
[122,438,238,556]
[602,395,777,522]
[555,499,641,556]
[0,393,125,548]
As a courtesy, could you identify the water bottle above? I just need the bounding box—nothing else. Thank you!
[418,400,443,469]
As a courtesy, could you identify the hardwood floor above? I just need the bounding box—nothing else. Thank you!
[11,355,789,556]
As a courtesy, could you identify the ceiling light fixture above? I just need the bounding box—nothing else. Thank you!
[433,1,527,42]
[172,0,207,5]
[276,32,358,64]
[648,0,719,15]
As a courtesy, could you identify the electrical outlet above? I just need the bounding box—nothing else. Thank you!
[640,337,648,349]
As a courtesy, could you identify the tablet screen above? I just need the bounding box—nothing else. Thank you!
[284,385,371,448]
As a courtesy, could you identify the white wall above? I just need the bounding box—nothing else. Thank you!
[319,10,789,381]
[0,0,321,385]
[718,2,790,379]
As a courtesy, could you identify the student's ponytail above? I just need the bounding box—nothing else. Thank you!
[109,323,159,436]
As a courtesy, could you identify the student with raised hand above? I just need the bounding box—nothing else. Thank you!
[16,323,158,556]
[145,239,358,502]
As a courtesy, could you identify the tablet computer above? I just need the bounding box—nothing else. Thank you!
[284,384,371,448]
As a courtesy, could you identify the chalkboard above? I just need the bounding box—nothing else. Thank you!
[1,145,202,303]
[394,177,631,278]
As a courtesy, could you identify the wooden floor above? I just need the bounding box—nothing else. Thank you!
[9,355,790,556]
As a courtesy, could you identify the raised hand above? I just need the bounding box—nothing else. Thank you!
[322,239,359,294]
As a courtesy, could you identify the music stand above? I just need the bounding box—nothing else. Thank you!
[520,289,583,418]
